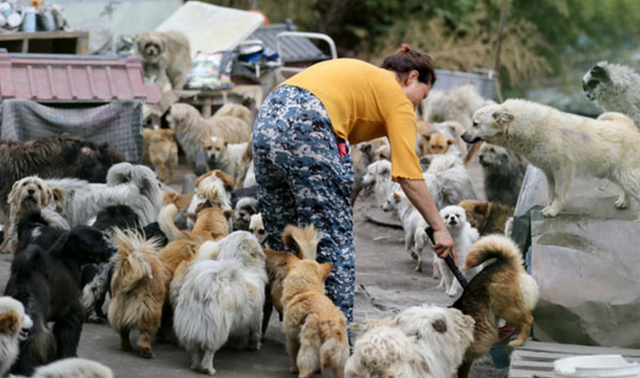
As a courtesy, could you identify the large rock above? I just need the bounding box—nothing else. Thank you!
[515,166,640,348]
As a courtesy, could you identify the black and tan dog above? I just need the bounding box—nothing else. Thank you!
[452,235,539,378]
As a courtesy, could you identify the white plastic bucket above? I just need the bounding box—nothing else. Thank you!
[554,355,640,377]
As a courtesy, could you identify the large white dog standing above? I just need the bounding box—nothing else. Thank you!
[462,99,640,219]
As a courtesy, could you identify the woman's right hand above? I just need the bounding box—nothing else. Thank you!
[433,227,459,266]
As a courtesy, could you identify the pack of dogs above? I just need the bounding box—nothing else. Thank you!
[0,59,637,377]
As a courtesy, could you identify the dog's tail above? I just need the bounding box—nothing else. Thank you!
[157,203,187,242]
[465,234,523,271]
[112,229,162,293]
[282,224,319,261]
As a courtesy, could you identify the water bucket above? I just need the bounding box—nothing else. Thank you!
[554,355,640,378]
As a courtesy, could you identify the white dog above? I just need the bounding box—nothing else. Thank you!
[462,99,640,219]
[173,231,267,375]
[361,159,399,208]
[13,357,113,378]
[44,163,162,227]
[0,297,33,376]
[248,213,266,245]
[345,304,475,378]
[203,136,249,183]
[415,206,479,296]
[381,190,424,272]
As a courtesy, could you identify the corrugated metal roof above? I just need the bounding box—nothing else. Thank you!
[0,51,161,103]
[249,23,329,63]
[155,2,264,58]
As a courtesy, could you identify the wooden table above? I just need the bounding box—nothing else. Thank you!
[0,31,89,54]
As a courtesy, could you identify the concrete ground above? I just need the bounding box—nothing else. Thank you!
[0,157,507,377]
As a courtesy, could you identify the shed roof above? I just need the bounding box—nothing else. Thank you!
[249,22,329,63]
[0,51,161,103]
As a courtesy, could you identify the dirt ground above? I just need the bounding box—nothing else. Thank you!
[0,158,508,377]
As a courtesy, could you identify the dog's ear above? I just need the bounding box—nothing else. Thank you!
[223,209,235,220]
[492,111,514,125]
[136,35,147,55]
[7,179,25,206]
[214,170,235,192]
[360,144,372,154]
[393,192,401,202]
[163,192,177,206]
[318,262,333,281]
[432,318,447,333]
[446,138,454,146]
[591,64,609,82]
[0,311,19,335]
[195,170,214,188]
[424,134,432,142]
[474,202,489,215]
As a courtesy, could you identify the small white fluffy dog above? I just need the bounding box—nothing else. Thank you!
[173,231,267,375]
[381,190,424,272]
[2,176,57,254]
[361,159,399,208]
[168,103,253,162]
[44,163,163,226]
[203,136,249,183]
[345,304,475,378]
[12,357,113,378]
[0,297,32,376]
[249,213,266,244]
[416,206,479,297]
[462,99,640,219]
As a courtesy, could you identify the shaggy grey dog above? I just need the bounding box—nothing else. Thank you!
[44,163,163,227]
[478,143,528,207]
[582,61,640,129]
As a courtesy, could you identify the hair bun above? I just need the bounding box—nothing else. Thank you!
[396,43,412,54]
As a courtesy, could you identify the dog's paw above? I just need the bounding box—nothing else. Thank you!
[415,263,423,272]
[447,288,458,297]
[409,251,418,260]
[541,205,560,217]
[289,366,299,374]
[138,347,154,359]
[615,195,630,209]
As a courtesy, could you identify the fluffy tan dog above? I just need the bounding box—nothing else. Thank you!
[135,30,191,91]
[452,235,539,378]
[202,136,249,182]
[108,230,198,358]
[148,132,178,184]
[168,103,252,162]
[282,259,349,378]
[142,128,175,165]
[163,192,194,211]
[459,199,514,236]
[462,99,640,219]
[263,225,319,333]
[158,202,230,243]
[423,132,455,155]
[214,103,254,127]
[2,176,57,254]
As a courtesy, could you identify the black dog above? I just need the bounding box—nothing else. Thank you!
[5,226,116,375]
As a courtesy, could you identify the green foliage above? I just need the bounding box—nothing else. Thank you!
[194,0,640,90]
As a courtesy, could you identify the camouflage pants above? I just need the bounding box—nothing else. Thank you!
[252,85,355,322]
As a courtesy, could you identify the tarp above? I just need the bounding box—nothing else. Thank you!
[514,166,640,348]
[0,99,143,163]
[155,1,265,58]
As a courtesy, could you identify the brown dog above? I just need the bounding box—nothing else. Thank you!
[263,225,319,333]
[282,258,349,378]
[108,229,200,358]
[459,199,514,236]
[158,202,231,243]
[147,131,178,184]
[452,235,539,378]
